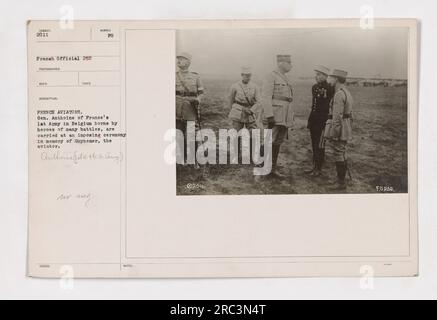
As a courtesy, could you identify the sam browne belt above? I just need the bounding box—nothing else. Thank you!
[272,95,293,102]
[176,91,198,97]
[235,101,253,107]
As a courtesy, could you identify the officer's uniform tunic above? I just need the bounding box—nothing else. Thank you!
[261,69,294,146]
[228,81,261,131]
[175,68,204,133]
[175,68,204,164]
[324,84,353,161]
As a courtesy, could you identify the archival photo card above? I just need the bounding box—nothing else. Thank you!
[27,19,418,278]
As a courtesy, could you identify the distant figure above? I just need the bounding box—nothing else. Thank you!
[260,54,295,179]
[305,65,335,177]
[175,52,204,168]
[324,69,354,190]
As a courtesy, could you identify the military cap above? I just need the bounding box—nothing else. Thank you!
[241,66,252,74]
[330,69,348,78]
[314,65,330,75]
[177,52,192,61]
[277,54,291,63]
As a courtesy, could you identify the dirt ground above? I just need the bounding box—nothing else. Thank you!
[176,76,408,195]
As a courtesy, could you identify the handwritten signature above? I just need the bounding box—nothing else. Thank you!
[41,150,123,164]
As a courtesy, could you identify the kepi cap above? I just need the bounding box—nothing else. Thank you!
[241,66,252,74]
[330,69,348,78]
[177,52,192,61]
[314,65,330,75]
[277,54,291,63]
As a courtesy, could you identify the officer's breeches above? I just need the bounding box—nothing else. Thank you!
[232,121,258,164]
[176,120,187,162]
[232,120,258,131]
[176,119,199,162]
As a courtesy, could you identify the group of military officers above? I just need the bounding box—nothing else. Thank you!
[176,52,354,190]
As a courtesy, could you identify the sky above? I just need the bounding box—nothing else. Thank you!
[176,27,409,79]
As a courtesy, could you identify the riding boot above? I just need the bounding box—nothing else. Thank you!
[254,144,265,168]
[304,160,316,174]
[333,161,347,190]
[270,144,286,179]
[194,141,201,169]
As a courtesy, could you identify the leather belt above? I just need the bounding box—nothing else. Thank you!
[235,101,252,108]
[328,114,351,119]
[272,95,293,102]
[176,91,197,97]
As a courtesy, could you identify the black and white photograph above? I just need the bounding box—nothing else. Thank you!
[175,27,409,195]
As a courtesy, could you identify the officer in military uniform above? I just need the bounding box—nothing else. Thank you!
[228,67,260,131]
[175,52,204,167]
[227,67,261,164]
[305,65,335,176]
[324,69,354,190]
[261,54,294,178]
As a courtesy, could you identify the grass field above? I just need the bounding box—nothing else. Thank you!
[176,76,408,195]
